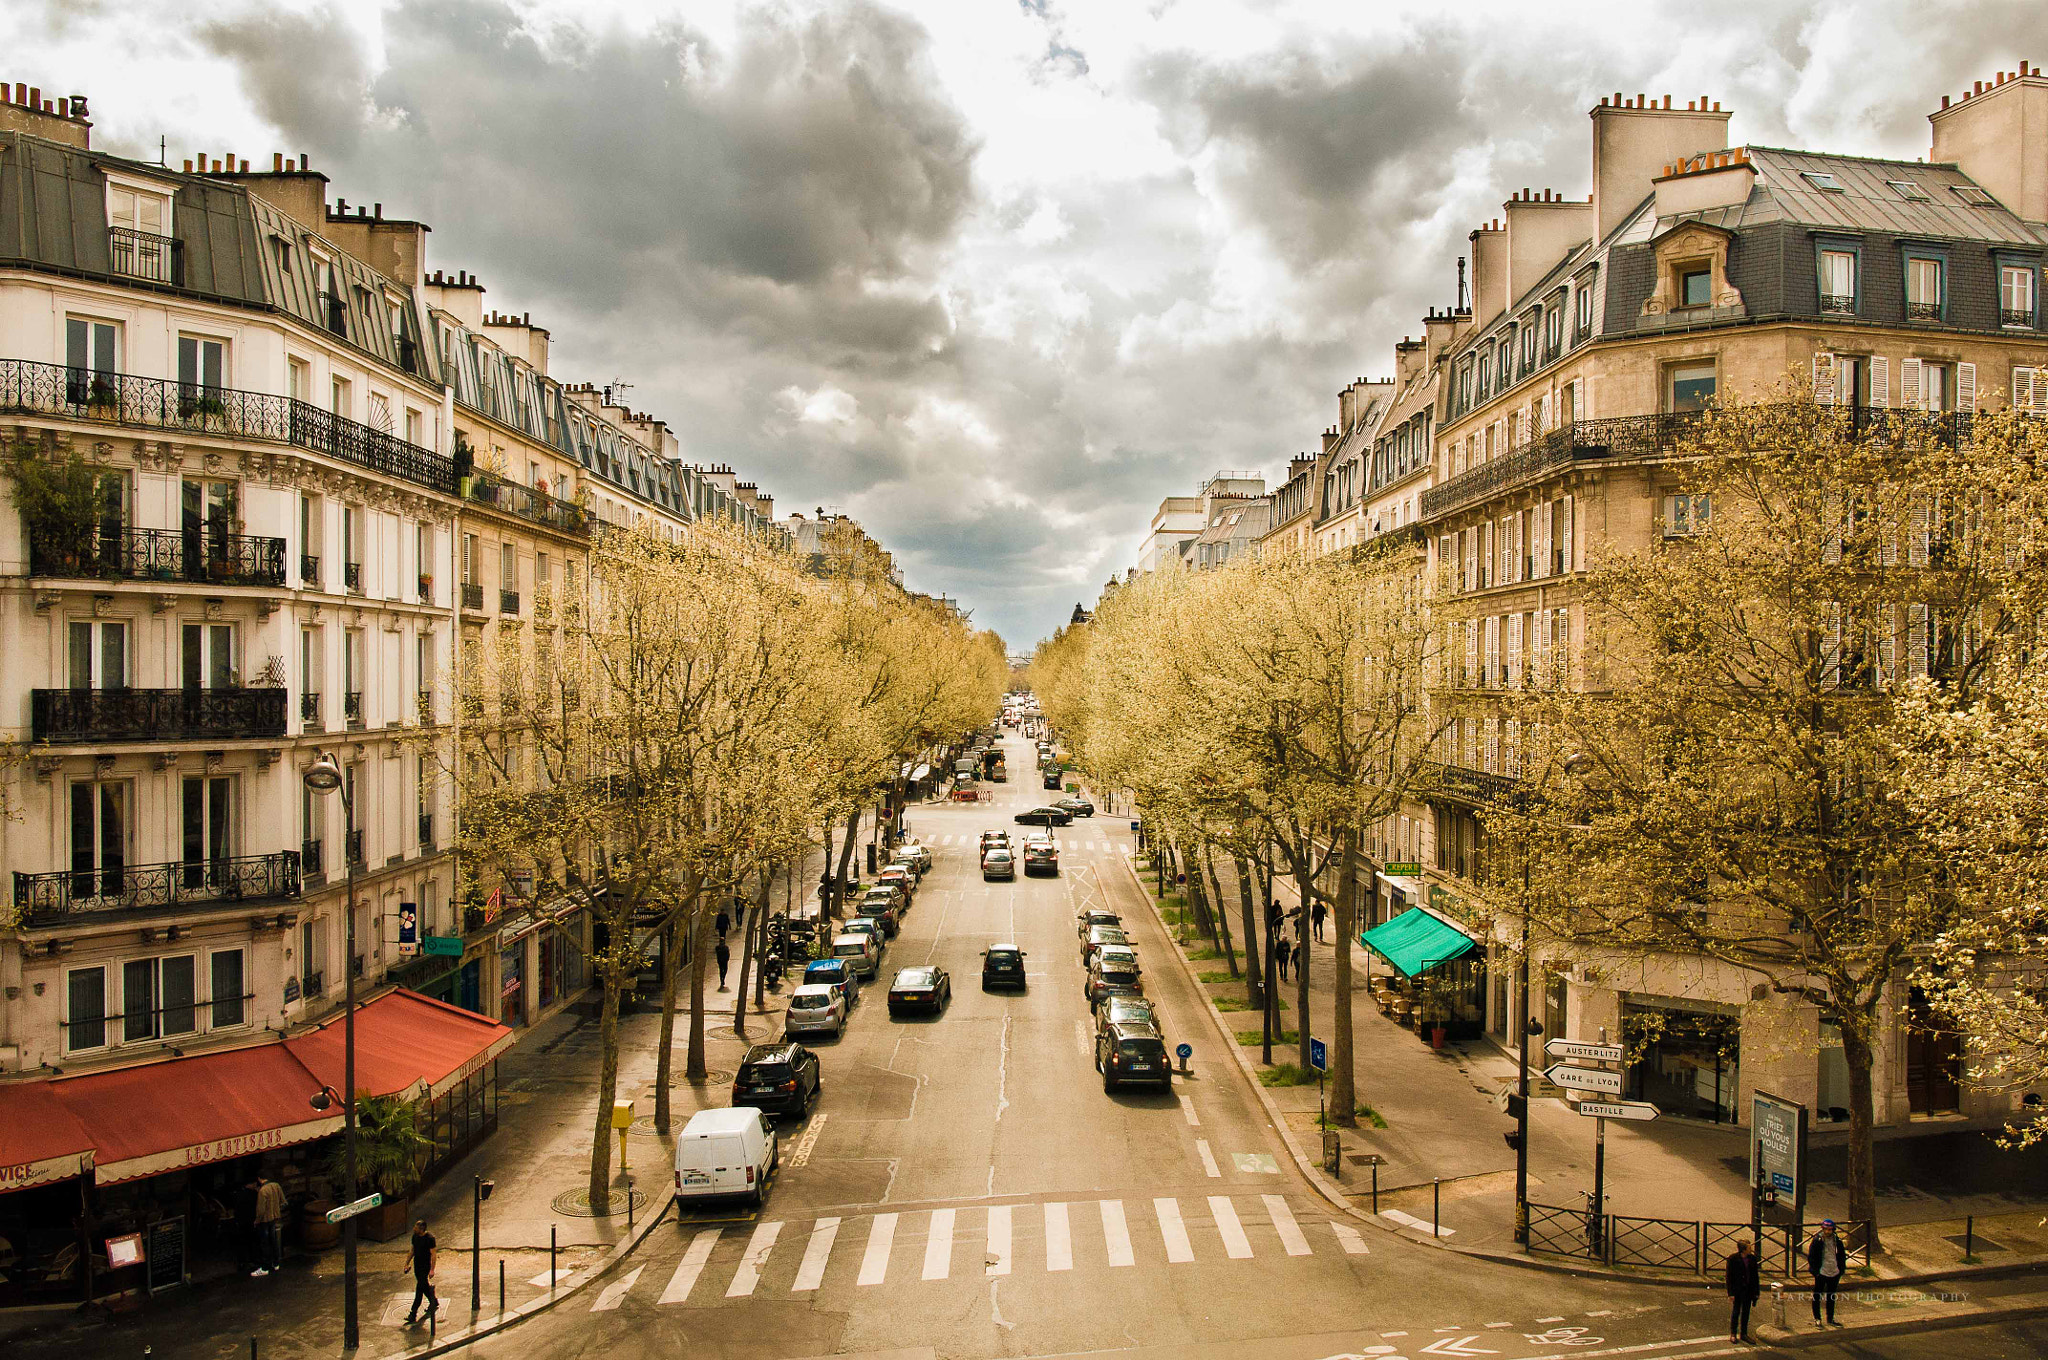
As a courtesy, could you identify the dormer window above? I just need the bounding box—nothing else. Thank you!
[1818,249,1857,314]
[1951,184,1998,209]
[106,178,176,284]
[1887,180,1929,202]
[1801,171,1844,193]
[1681,269,1712,308]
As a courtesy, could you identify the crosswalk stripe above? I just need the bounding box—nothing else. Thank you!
[1178,1094,1201,1127]
[1100,1199,1134,1267]
[858,1213,897,1286]
[1045,1202,1073,1271]
[1155,1197,1194,1263]
[793,1217,839,1291]
[1265,1195,1311,1256]
[591,1265,643,1312]
[660,1229,721,1304]
[986,1204,1012,1276]
[923,1208,955,1280]
[1332,1222,1370,1255]
[727,1221,782,1298]
[1196,1138,1221,1177]
[1210,1196,1253,1259]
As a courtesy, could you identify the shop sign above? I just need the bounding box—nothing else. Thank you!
[398,901,419,957]
[1384,862,1422,876]
[282,975,300,1004]
[484,887,504,924]
[423,935,465,957]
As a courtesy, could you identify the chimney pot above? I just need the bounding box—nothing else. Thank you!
[211,158,222,173]
[27,87,38,107]
[183,158,193,172]
[273,152,283,171]
[299,153,308,170]
[239,158,248,172]
[374,202,382,218]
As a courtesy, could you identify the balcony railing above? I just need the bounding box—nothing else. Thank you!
[1419,760,1519,807]
[1907,300,1942,321]
[28,524,288,587]
[1820,293,1855,314]
[14,849,300,926]
[108,227,180,285]
[462,583,485,610]
[416,690,434,724]
[302,970,324,999]
[346,829,366,869]
[418,812,434,852]
[2003,307,2035,328]
[31,687,288,743]
[344,561,363,592]
[0,358,456,494]
[300,553,320,586]
[344,691,364,728]
[462,471,590,536]
[300,691,322,727]
[500,590,520,615]
[302,838,325,877]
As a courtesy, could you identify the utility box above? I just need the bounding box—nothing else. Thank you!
[611,1098,635,1130]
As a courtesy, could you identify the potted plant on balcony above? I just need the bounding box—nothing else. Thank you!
[329,1092,426,1243]
[5,443,106,577]
[418,572,433,599]
[85,377,120,418]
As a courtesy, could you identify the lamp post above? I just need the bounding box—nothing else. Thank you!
[303,751,358,1348]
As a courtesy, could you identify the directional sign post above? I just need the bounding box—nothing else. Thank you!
[1545,1038,1625,1064]
[1545,1062,1625,1095]
[1308,1037,1327,1072]
[1575,1099,1659,1122]
[326,1192,384,1225]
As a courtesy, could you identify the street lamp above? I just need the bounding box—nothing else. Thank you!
[1512,749,1592,1246]
[302,751,360,1348]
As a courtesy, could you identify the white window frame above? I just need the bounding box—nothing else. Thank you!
[103,169,176,237]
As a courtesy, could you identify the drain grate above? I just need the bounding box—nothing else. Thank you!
[550,1187,650,1218]
[669,1068,733,1087]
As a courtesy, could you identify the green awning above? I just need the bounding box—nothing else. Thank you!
[1359,907,1477,978]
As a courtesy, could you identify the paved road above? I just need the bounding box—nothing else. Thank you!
[456,733,1736,1360]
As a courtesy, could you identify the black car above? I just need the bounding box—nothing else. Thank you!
[1022,841,1059,876]
[1043,770,1062,791]
[981,944,1027,990]
[888,966,952,1017]
[1014,806,1074,827]
[1099,1022,1171,1091]
[1055,797,1095,818]
[731,1042,822,1117]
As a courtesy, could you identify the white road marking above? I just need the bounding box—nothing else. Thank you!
[590,1265,643,1312]
[1154,1197,1194,1263]
[1209,1195,1253,1259]
[659,1230,721,1304]
[1045,1201,1073,1271]
[1100,1199,1134,1267]
[793,1217,839,1292]
[1586,1310,1615,1317]
[788,1111,828,1167]
[986,1204,1012,1276]
[1178,1093,1201,1127]
[726,1221,782,1297]
[1382,1207,1455,1236]
[528,1268,573,1287]
[1536,1317,1564,1324]
[1075,1018,1092,1058]
[923,1208,955,1280]
[1264,1195,1311,1256]
[1196,1137,1221,1177]
[1332,1222,1370,1254]
[858,1213,897,1286]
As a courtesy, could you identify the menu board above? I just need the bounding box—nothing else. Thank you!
[146,1215,185,1294]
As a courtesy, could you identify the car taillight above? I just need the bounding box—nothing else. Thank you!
[779,1079,798,1091]
[675,1173,683,1190]
[746,1165,756,1184]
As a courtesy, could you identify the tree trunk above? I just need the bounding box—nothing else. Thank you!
[685,905,711,1082]
[1182,842,1216,940]
[654,914,686,1133]
[753,865,771,1010]
[1203,845,1237,976]
[1293,838,1313,1072]
[829,808,861,921]
[732,900,756,1041]
[1839,1015,1882,1252]
[1329,828,1360,1127]
[1233,854,1264,1010]
[587,954,623,1212]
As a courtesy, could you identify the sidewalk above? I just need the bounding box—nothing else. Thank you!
[2,988,788,1360]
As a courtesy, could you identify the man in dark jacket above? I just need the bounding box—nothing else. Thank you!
[1725,1238,1761,1342]
[1808,1220,1846,1324]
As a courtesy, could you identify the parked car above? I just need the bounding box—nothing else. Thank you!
[856,892,901,937]
[896,842,933,872]
[981,944,1027,990]
[1081,925,1131,966]
[1086,950,1143,1006]
[840,917,887,953]
[1098,1022,1171,1092]
[783,982,849,1039]
[888,965,952,1017]
[830,932,882,979]
[675,1106,778,1207]
[979,829,1010,851]
[1055,797,1095,818]
[982,847,1016,881]
[1015,806,1074,827]
[730,1042,822,1119]
[865,879,909,913]
[1043,770,1063,791]
[1095,994,1160,1048]
[1076,909,1122,940]
[878,864,917,899]
[803,958,861,1007]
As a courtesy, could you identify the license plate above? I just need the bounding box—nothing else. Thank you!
[1128,1062,1152,1070]
[683,1172,710,1185]
[747,1087,773,1095]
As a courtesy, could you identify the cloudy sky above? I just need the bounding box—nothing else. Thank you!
[9,0,2035,644]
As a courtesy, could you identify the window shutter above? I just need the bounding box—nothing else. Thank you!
[1559,494,1575,573]
[1465,619,1478,687]
[1483,718,1498,775]
[1909,498,1929,567]
[1877,605,1898,690]
[1534,605,1552,683]
[1900,358,1923,410]
[1813,351,1837,405]
[1958,362,1977,413]
[1508,612,1524,687]
[1505,719,1520,778]
[1557,607,1572,684]
[2013,367,2037,414]
[1907,604,1929,679]
[2033,369,2048,415]
[1870,356,1889,408]
[1822,602,1843,690]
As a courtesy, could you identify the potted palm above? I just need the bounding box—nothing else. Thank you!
[329,1092,427,1243]
[1418,972,1461,1051]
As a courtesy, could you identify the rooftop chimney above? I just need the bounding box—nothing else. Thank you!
[1469,220,1509,327]
[1590,93,1733,243]
[1931,63,2047,222]
[1504,189,1596,303]
[0,83,92,148]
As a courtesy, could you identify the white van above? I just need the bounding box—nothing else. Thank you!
[831,932,881,979]
[673,1106,778,1207]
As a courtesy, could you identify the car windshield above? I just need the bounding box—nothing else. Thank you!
[790,993,833,1009]
[1091,929,1127,943]
[1100,962,1139,978]
[986,850,1011,861]
[1109,1000,1153,1021]
[858,902,889,914]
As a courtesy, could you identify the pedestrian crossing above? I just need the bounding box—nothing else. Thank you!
[620,1195,1358,1309]
[932,832,1128,854]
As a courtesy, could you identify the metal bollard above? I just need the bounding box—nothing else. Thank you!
[550,1225,557,1289]
[1771,1281,1785,1330]
[1372,1160,1379,1214]
[1965,1215,1974,1259]
[1433,1177,1441,1238]
[499,1259,505,1317]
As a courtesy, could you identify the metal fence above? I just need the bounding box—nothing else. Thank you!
[1527,1201,1872,1276]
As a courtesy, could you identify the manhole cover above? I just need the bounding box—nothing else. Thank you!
[629,1116,685,1137]
[670,1068,733,1086]
[550,1187,650,1218]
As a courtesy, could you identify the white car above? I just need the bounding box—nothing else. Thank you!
[783,983,848,1039]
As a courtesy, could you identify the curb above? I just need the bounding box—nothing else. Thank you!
[1753,1296,2048,1348]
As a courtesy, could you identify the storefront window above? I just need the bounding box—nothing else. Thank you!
[499,942,524,1027]
[1624,1002,1740,1123]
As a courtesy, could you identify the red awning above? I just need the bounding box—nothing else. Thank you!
[284,989,514,1103]
[0,1082,97,1192]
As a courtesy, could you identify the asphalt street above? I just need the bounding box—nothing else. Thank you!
[450,733,1750,1360]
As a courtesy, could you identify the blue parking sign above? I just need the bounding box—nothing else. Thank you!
[1309,1037,1327,1072]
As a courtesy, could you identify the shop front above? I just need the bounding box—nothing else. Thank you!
[1622,996,1742,1124]
[1359,905,1487,1043]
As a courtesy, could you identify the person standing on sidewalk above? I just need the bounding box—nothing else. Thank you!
[1275,938,1292,982]
[715,938,732,991]
[404,1220,438,1326]
[1807,1219,1845,1325]
[1311,900,1328,943]
[1725,1238,1761,1342]
[250,1172,285,1276]
[715,908,731,940]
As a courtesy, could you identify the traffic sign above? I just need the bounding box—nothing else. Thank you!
[1573,1099,1659,1122]
[1545,1038,1624,1064]
[1308,1037,1328,1072]
[326,1192,384,1224]
[1545,1063,1625,1094]
[1176,1043,1193,1061]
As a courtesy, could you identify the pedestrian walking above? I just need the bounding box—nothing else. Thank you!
[404,1219,438,1326]
[715,909,731,940]
[250,1172,285,1275]
[1725,1238,1761,1342]
[1311,900,1328,943]
[1807,1219,1846,1325]
[715,939,732,991]
[1275,938,1292,982]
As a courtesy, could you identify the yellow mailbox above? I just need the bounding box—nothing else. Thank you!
[610,1098,635,1130]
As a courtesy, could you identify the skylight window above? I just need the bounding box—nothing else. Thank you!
[1951,184,1998,208]
[1886,180,1929,201]
[1800,172,1845,193]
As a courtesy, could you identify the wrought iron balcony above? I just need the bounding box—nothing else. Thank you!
[462,470,590,536]
[302,970,325,999]
[300,553,320,586]
[0,358,456,493]
[346,829,366,869]
[344,561,362,592]
[29,525,287,586]
[1419,759,1519,808]
[31,686,288,743]
[418,575,433,603]
[1820,293,1855,314]
[108,227,180,285]
[2003,307,2035,328]
[344,691,364,728]
[416,689,434,724]
[1907,300,1942,321]
[500,589,520,615]
[301,691,322,726]
[13,849,300,926]
[302,838,325,877]
[462,583,485,611]
[418,812,434,852]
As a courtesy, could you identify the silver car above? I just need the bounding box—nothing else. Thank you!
[783,983,848,1039]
